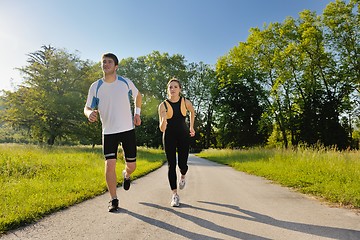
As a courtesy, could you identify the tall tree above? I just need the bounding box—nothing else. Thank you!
[322,0,360,146]
[1,45,93,145]
[215,0,358,149]
[186,62,217,149]
[216,41,269,148]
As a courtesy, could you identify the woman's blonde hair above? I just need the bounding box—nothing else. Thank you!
[167,77,182,88]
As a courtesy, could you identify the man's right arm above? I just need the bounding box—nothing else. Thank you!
[84,107,98,122]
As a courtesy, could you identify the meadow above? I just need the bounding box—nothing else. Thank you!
[197,147,360,209]
[2,144,360,234]
[0,144,166,234]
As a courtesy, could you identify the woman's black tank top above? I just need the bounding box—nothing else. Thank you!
[165,97,187,133]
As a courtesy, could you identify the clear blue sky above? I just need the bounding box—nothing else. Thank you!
[0,0,336,91]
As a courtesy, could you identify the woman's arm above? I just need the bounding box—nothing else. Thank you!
[158,103,168,132]
[185,99,195,137]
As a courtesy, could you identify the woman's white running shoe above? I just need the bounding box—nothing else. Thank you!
[171,194,180,207]
[179,177,186,190]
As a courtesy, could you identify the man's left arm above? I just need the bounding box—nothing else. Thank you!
[134,91,142,126]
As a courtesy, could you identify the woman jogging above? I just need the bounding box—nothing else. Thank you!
[158,77,195,207]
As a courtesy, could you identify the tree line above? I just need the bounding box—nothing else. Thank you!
[0,0,359,150]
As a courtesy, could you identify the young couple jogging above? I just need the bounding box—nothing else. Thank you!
[84,53,195,212]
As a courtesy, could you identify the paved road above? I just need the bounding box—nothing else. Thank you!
[2,155,360,240]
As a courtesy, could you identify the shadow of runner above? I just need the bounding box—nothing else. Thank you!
[197,201,360,240]
[121,209,221,240]
[139,202,271,240]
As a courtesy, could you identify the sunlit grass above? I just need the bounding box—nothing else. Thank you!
[0,144,166,234]
[198,147,360,208]
[3,144,359,234]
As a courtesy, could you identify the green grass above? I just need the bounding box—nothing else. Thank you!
[3,144,359,234]
[197,147,360,209]
[0,144,166,234]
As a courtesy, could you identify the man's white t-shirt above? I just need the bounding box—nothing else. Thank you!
[85,75,139,135]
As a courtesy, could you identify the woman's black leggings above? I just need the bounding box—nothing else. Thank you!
[163,131,189,190]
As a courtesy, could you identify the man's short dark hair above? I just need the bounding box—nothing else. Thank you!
[102,53,119,66]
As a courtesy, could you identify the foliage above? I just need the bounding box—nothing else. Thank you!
[0,46,101,145]
[0,0,359,149]
[216,45,270,148]
[215,0,359,149]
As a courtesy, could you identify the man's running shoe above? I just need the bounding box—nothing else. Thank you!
[122,170,131,191]
[170,194,180,207]
[108,198,119,212]
[179,177,186,190]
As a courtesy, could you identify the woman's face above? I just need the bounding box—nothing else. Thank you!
[168,81,181,97]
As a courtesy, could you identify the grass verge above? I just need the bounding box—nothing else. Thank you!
[197,147,360,209]
[0,144,166,234]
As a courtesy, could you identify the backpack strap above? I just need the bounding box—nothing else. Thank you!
[117,75,132,101]
[95,79,103,98]
[91,76,132,109]
[117,76,130,89]
[90,79,103,109]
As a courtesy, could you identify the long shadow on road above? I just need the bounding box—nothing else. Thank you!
[121,208,222,240]
[196,201,360,240]
[139,202,271,240]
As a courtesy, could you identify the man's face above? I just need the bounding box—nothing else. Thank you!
[101,57,117,74]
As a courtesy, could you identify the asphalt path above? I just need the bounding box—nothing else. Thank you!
[2,155,360,240]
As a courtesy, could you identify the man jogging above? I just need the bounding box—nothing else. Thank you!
[84,53,142,212]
